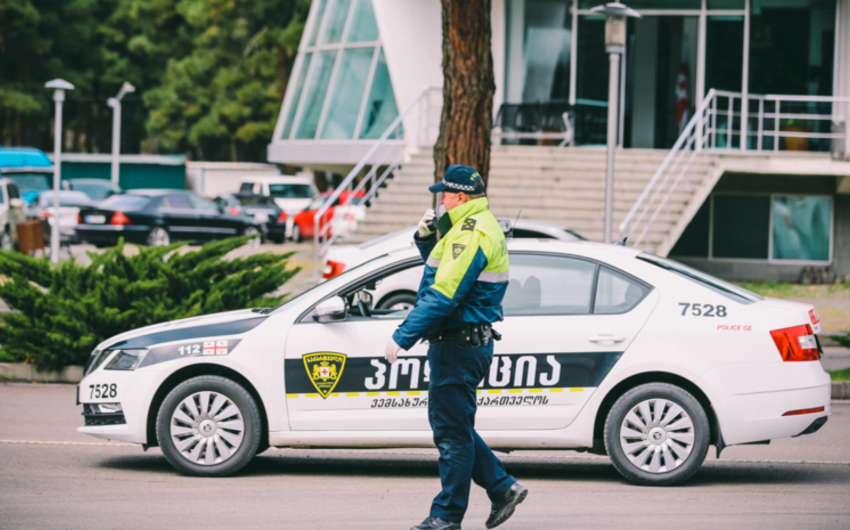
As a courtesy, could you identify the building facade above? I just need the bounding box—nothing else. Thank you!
[268,0,850,280]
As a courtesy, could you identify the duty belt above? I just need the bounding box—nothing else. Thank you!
[427,323,502,349]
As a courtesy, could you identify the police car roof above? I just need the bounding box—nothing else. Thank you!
[385,238,643,263]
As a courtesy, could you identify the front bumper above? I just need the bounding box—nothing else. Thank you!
[77,364,162,444]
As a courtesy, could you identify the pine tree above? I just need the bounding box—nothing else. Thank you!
[0,237,299,371]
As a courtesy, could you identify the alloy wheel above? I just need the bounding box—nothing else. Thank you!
[169,391,245,466]
[618,398,695,474]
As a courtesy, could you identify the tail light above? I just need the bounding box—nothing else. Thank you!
[277,211,288,222]
[322,260,346,279]
[77,213,83,224]
[770,324,819,362]
[40,210,52,219]
[110,212,132,226]
[230,207,240,215]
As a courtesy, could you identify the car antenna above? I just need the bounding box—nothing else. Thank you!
[616,236,628,246]
[508,210,521,238]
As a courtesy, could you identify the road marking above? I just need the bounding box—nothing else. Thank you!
[0,439,136,447]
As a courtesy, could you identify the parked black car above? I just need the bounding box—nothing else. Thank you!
[75,190,264,247]
[214,193,287,244]
[62,178,123,201]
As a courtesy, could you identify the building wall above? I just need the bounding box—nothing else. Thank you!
[671,173,850,281]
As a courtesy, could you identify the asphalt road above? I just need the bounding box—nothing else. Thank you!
[1,383,849,529]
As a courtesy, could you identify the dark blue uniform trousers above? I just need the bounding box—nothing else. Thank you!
[427,339,516,523]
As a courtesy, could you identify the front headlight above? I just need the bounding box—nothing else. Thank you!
[104,349,149,371]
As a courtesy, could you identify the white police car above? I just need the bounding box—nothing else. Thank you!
[77,239,831,485]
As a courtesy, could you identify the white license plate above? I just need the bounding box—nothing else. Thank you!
[85,215,106,224]
[253,213,270,223]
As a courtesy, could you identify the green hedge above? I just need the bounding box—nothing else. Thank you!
[0,237,299,371]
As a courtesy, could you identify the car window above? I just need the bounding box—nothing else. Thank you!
[637,253,762,304]
[511,228,556,239]
[0,185,5,203]
[269,183,315,199]
[236,194,275,207]
[100,195,151,210]
[8,173,50,190]
[187,193,220,213]
[162,194,193,209]
[69,182,115,201]
[239,183,255,193]
[504,254,596,316]
[594,267,649,314]
[7,183,20,200]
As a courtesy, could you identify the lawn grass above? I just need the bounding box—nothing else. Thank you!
[736,281,850,300]
[829,367,850,382]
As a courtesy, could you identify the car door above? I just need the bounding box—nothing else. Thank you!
[284,260,432,431]
[488,252,658,430]
[158,194,199,241]
[187,193,241,240]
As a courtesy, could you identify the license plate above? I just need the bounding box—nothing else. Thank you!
[85,215,106,224]
[253,213,270,223]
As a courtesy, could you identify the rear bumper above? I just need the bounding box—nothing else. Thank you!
[76,224,150,245]
[698,361,832,445]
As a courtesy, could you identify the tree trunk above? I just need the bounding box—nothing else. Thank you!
[433,0,495,190]
[230,136,238,162]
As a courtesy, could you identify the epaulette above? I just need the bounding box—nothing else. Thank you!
[461,218,477,231]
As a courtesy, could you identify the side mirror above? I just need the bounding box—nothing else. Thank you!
[312,296,346,323]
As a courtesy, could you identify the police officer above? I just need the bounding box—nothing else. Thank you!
[385,165,527,530]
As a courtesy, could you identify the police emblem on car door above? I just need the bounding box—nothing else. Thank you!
[303,352,346,398]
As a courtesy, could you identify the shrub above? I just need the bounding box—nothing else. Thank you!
[0,237,299,371]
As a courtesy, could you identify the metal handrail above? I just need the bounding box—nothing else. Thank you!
[312,85,439,278]
[620,88,849,252]
[619,89,716,248]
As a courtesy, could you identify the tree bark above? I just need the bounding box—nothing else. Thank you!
[433,0,495,190]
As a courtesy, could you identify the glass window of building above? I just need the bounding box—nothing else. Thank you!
[772,196,831,261]
[359,49,400,139]
[279,0,398,141]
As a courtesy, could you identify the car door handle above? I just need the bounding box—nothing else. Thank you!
[588,334,626,343]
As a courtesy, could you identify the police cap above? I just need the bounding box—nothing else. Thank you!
[428,164,484,194]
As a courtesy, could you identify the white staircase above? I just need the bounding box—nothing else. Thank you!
[346,146,715,247]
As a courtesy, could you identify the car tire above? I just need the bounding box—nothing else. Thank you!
[271,233,285,244]
[377,292,417,311]
[242,226,261,246]
[604,382,710,486]
[292,224,302,243]
[156,375,262,477]
[147,226,170,246]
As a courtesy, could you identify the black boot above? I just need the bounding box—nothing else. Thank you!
[410,516,461,530]
[485,482,528,529]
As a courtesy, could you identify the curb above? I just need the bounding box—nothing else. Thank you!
[0,363,83,383]
[832,381,850,400]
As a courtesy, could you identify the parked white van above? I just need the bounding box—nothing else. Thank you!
[239,175,319,239]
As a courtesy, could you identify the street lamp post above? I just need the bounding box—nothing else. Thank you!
[590,3,640,244]
[107,82,135,187]
[44,79,75,264]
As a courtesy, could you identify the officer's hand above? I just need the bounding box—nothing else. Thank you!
[385,338,402,364]
[417,209,436,237]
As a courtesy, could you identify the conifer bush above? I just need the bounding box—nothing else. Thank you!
[0,237,299,371]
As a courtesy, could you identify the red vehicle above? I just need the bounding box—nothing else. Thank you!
[291,190,365,242]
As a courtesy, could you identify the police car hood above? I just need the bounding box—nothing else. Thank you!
[96,309,267,351]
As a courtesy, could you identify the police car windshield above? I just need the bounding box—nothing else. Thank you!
[637,253,763,304]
